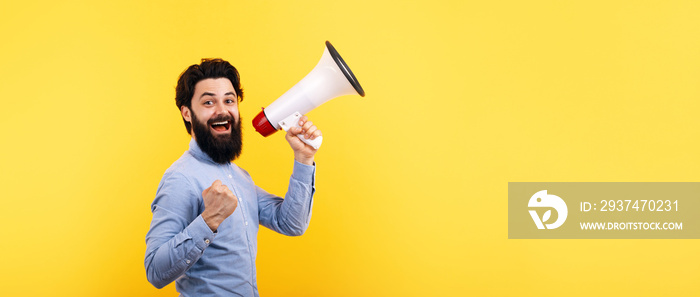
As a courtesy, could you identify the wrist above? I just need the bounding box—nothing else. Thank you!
[294,154,314,166]
[201,212,222,232]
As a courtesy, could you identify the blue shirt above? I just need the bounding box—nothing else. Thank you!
[145,139,315,296]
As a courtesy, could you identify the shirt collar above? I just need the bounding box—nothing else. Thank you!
[188,138,219,165]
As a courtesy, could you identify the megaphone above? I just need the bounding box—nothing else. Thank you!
[252,41,365,149]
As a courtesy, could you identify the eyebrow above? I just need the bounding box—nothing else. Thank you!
[200,92,236,99]
[200,92,216,99]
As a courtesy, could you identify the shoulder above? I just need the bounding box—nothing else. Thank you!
[154,153,205,204]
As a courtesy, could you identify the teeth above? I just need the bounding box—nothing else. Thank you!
[212,121,229,126]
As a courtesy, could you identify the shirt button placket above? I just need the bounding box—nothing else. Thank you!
[239,197,248,225]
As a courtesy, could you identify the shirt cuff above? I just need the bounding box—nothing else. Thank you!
[291,160,316,184]
[189,215,216,251]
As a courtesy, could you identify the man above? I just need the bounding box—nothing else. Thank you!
[145,58,320,296]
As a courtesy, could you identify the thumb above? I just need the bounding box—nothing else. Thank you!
[288,126,303,136]
[204,180,222,196]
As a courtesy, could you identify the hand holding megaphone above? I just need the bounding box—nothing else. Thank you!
[252,41,365,149]
[279,111,323,149]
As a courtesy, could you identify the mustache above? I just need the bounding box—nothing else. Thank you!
[207,114,235,125]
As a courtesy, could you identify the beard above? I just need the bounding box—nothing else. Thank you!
[191,112,243,164]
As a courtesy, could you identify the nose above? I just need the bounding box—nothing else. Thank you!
[214,101,227,115]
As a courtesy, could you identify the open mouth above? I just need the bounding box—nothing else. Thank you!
[210,120,231,133]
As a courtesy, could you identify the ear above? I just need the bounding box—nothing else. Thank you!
[181,105,192,123]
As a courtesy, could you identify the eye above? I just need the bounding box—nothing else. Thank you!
[203,100,213,106]
[225,99,235,104]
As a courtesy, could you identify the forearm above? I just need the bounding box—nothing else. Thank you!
[259,161,316,236]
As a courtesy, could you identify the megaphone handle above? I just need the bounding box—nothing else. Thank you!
[296,133,323,150]
[278,112,323,150]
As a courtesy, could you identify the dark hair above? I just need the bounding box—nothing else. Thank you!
[175,58,244,134]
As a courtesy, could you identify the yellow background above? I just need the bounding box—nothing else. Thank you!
[1,0,699,296]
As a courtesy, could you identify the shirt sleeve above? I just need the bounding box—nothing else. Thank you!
[144,173,215,289]
[257,160,316,236]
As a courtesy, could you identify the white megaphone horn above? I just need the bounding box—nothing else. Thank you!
[252,41,365,149]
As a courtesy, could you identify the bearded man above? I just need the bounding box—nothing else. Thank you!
[145,58,320,296]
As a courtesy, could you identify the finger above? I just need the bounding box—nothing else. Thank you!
[289,126,302,135]
[222,186,234,197]
[301,120,313,134]
[204,180,221,196]
[286,128,301,142]
[310,129,322,140]
[298,115,309,127]
[304,125,317,139]
[212,180,226,193]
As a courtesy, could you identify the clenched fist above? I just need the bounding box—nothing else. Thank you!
[201,180,238,232]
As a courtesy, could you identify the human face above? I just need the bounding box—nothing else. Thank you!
[181,78,240,138]
[181,78,243,163]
